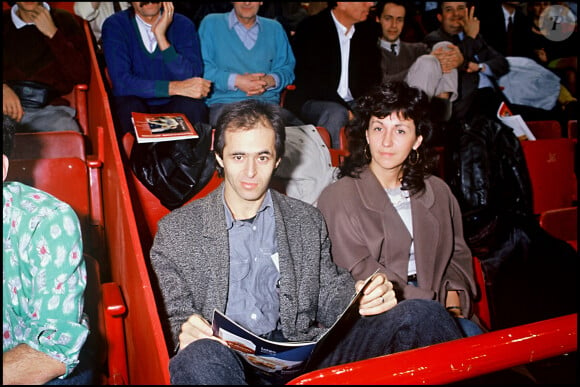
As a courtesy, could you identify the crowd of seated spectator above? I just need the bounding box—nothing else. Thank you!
[4,3,576,383]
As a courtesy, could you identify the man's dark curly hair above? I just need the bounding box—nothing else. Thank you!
[338,81,437,196]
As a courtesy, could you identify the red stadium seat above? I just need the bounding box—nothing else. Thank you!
[472,256,491,331]
[538,206,578,250]
[62,83,90,135]
[567,120,577,140]
[12,131,87,160]
[315,126,348,167]
[121,132,222,250]
[6,150,104,260]
[526,120,563,139]
[521,138,577,215]
[84,253,128,385]
[280,84,296,108]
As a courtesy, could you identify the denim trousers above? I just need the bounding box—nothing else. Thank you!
[169,299,463,385]
[300,99,352,149]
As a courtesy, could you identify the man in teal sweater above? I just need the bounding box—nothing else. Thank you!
[198,2,302,127]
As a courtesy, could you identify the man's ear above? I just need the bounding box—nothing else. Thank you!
[275,157,281,170]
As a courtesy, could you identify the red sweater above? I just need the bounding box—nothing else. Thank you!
[3,7,90,103]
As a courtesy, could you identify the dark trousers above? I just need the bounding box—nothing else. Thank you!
[111,95,208,140]
[169,299,463,384]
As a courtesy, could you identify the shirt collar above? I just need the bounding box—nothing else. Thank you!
[135,11,153,29]
[380,38,400,51]
[224,188,274,230]
[502,6,514,21]
[228,8,261,30]
[11,2,50,29]
[330,9,355,39]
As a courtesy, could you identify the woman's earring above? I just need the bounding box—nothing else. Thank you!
[364,145,371,161]
[408,149,420,166]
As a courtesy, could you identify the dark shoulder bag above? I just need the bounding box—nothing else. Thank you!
[130,122,216,210]
[6,80,57,108]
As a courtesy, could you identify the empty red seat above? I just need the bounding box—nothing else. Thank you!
[521,138,577,215]
[12,131,87,160]
[538,206,578,250]
[526,120,562,139]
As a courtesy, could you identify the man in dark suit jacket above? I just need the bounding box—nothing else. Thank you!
[287,2,380,149]
[424,2,509,121]
[477,1,535,59]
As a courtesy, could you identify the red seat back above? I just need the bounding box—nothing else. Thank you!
[521,138,577,214]
[6,158,91,229]
[12,131,86,160]
[526,120,562,139]
[538,206,578,248]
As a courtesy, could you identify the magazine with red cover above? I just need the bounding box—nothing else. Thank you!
[131,112,199,143]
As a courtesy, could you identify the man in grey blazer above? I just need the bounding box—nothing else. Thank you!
[149,100,462,384]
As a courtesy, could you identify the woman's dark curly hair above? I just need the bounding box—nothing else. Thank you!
[339,81,436,196]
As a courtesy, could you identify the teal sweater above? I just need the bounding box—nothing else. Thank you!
[199,12,295,106]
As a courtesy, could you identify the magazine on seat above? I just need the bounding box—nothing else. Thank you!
[496,102,536,141]
[211,270,380,382]
[131,112,199,143]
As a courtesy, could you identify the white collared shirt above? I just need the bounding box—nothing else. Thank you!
[135,13,157,53]
[380,38,400,55]
[11,2,50,29]
[330,10,355,102]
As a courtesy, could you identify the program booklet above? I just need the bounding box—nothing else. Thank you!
[131,112,199,143]
[211,270,380,383]
[496,102,536,141]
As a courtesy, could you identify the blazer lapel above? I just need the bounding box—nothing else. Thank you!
[200,186,231,311]
[411,179,440,289]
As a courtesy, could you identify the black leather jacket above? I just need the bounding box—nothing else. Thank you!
[447,116,534,245]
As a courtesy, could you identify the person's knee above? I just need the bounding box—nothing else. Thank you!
[413,55,441,74]
[169,339,240,384]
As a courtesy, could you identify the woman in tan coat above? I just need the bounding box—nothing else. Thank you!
[318,81,482,336]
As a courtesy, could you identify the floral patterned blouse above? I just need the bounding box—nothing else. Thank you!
[3,181,89,378]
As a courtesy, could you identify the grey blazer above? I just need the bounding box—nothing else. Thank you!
[150,185,356,352]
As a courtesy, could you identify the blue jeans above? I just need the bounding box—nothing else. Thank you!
[44,344,97,385]
[169,299,463,384]
[300,99,352,149]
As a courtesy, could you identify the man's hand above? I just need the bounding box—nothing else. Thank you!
[432,43,464,73]
[3,84,24,122]
[356,272,397,316]
[460,5,480,39]
[178,314,226,351]
[235,73,270,96]
[465,61,481,73]
[152,1,174,51]
[169,77,212,99]
[30,5,58,38]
